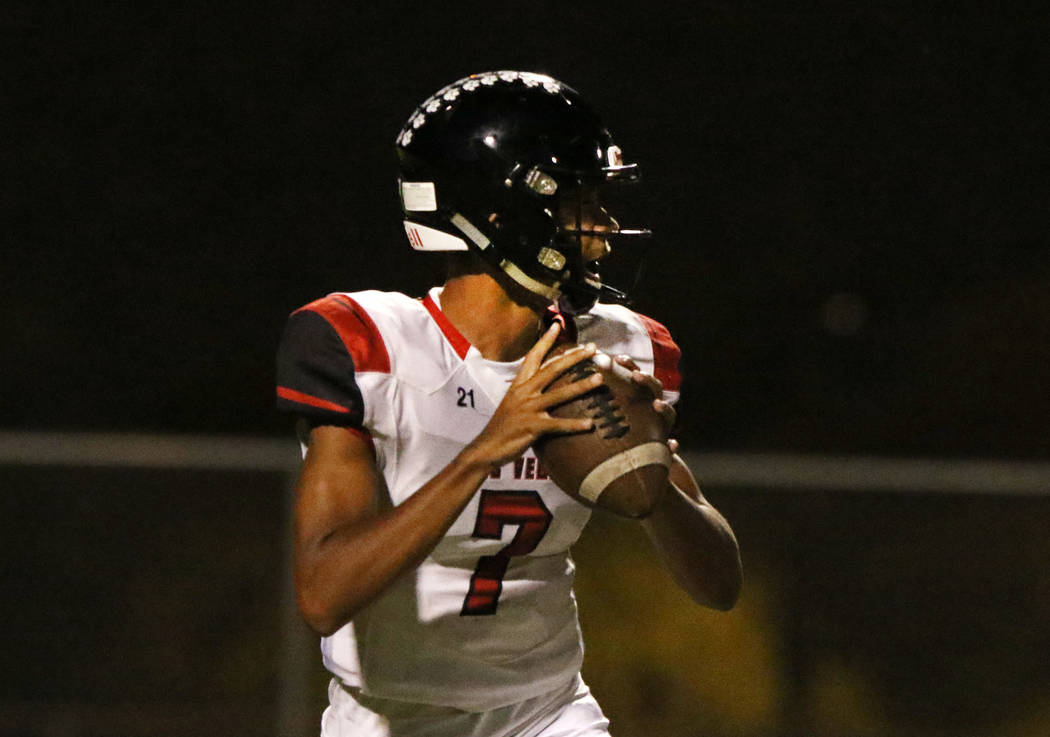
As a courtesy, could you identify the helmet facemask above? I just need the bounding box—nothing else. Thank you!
[549,174,651,315]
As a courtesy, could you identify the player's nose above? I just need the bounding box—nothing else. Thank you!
[582,235,611,262]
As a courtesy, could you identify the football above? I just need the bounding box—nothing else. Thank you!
[534,343,671,518]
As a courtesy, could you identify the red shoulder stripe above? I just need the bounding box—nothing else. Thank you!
[638,314,682,392]
[296,294,391,373]
[422,293,471,359]
[276,386,351,414]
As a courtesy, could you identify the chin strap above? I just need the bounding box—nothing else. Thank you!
[447,211,564,302]
[498,258,562,301]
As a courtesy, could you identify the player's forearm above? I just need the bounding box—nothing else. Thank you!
[295,449,494,636]
[640,476,742,611]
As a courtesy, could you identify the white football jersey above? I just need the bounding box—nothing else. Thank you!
[276,286,681,711]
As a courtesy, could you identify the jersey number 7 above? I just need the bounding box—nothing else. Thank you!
[460,490,552,616]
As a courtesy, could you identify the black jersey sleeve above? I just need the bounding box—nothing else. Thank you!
[275,305,366,429]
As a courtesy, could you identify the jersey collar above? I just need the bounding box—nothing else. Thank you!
[422,288,472,360]
[422,286,578,361]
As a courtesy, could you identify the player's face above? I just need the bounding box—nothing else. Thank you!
[557,187,618,262]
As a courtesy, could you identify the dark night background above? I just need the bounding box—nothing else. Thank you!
[8,1,1046,456]
[4,2,1049,736]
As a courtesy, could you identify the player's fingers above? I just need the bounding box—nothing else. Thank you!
[633,370,663,398]
[653,398,677,433]
[537,370,603,408]
[613,354,663,397]
[542,415,595,435]
[534,343,596,385]
[518,321,562,379]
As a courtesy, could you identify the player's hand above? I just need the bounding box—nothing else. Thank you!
[613,354,676,436]
[468,322,602,469]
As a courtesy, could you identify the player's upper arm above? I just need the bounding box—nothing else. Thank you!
[275,296,389,606]
[291,423,385,633]
[295,425,382,549]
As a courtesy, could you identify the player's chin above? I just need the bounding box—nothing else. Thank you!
[581,265,603,295]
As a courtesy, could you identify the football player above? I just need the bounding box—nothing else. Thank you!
[276,71,741,737]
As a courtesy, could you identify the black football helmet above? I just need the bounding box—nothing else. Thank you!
[396,71,650,314]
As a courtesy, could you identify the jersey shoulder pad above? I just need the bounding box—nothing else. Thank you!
[351,288,465,391]
[578,303,682,397]
[275,293,391,426]
[632,311,682,395]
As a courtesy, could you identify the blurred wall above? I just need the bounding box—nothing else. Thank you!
[4,460,1050,737]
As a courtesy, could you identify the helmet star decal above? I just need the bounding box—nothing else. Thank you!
[396,71,563,148]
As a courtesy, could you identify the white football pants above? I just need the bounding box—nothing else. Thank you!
[320,674,611,737]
